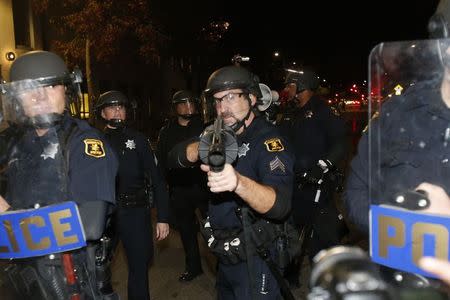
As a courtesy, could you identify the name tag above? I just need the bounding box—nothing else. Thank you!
[370,204,450,278]
[0,201,86,259]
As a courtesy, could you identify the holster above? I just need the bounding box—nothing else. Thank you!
[199,213,280,265]
[199,218,248,265]
[274,222,301,269]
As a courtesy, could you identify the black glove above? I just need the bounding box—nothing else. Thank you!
[304,159,334,185]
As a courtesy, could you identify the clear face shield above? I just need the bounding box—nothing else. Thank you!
[201,92,217,124]
[1,79,70,129]
[0,67,83,130]
[368,38,450,277]
[175,99,198,120]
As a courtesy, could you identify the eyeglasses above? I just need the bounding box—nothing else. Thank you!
[213,92,244,105]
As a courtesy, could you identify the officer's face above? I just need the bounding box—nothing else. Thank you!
[19,85,66,117]
[214,89,254,128]
[176,101,197,116]
[286,83,297,100]
[102,105,126,121]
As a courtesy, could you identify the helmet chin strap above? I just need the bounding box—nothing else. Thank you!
[27,113,63,129]
[107,118,125,128]
[230,108,252,132]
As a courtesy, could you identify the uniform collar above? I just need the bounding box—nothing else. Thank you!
[237,116,264,143]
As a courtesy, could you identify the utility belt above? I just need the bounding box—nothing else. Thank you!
[117,189,149,208]
[200,210,300,267]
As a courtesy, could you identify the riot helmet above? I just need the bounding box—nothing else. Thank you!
[97,90,128,128]
[203,65,262,132]
[0,50,81,129]
[204,65,262,99]
[171,90,199,120]
[284,70,320,93]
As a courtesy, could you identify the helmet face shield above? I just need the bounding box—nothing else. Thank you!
[175,99,197,116]
[200,92,217,124]
[1,79,67,127]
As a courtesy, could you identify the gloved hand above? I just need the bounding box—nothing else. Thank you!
[304,159,334,185]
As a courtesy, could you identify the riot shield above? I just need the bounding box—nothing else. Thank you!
[367,38,450,278]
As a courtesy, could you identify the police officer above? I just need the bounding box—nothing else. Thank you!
[169,66,294,299]
[0,50,118,299]
[344,61,450,235]
[280,70,348,286]
[156,90,208,282]
[96,90,169,300]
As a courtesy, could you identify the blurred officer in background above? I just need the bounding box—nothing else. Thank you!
[280,70,348,287]
[156,90,209,282]
[0,50,118,299]
[97,90,170,300]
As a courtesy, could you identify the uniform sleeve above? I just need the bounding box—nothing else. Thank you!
[320,106,349,165]
[257,136,294,220]
[155,126,168,177]
[138,134,170,223]
[343,130,370,234]
[69,134,118,205]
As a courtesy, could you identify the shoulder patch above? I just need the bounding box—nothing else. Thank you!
[84,139,106,158]
[264,138,284,152]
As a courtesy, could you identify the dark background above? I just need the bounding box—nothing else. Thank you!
[154,0,439,86]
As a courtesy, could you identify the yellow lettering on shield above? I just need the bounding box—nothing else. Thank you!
[84,139,105,158]
[264,138,284,152]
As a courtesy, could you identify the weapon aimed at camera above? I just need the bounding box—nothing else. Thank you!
[198,116,238,172]
[208,117,226,172]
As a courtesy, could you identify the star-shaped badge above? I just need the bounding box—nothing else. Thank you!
[238,143,250,158]
[125,139,136,150]
[41,142,59,160]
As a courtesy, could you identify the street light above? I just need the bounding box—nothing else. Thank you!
[5,52,15,61]
[273,51,280,57]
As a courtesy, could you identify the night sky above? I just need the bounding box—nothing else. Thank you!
[156,0,440,86]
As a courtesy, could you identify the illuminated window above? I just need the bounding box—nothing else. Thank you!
[69,93,90,119]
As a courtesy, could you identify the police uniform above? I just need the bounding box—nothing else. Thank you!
[6,113,117,209]
[344,80,450,233]
[104,125,169,300]
[3,112,118,299]
[156,116,208,278]
[280,95,348,257]
[209,116,294,299]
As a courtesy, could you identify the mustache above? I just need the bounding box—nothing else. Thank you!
[220,111,235,119]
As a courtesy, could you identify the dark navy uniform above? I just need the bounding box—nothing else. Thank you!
[280,95,348,257]
[156,116,208,277]
[344,80,450,233]
[6,113,117,209]
[3,113,118,300]
[104,125,169,300]
[210,116,294,299]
